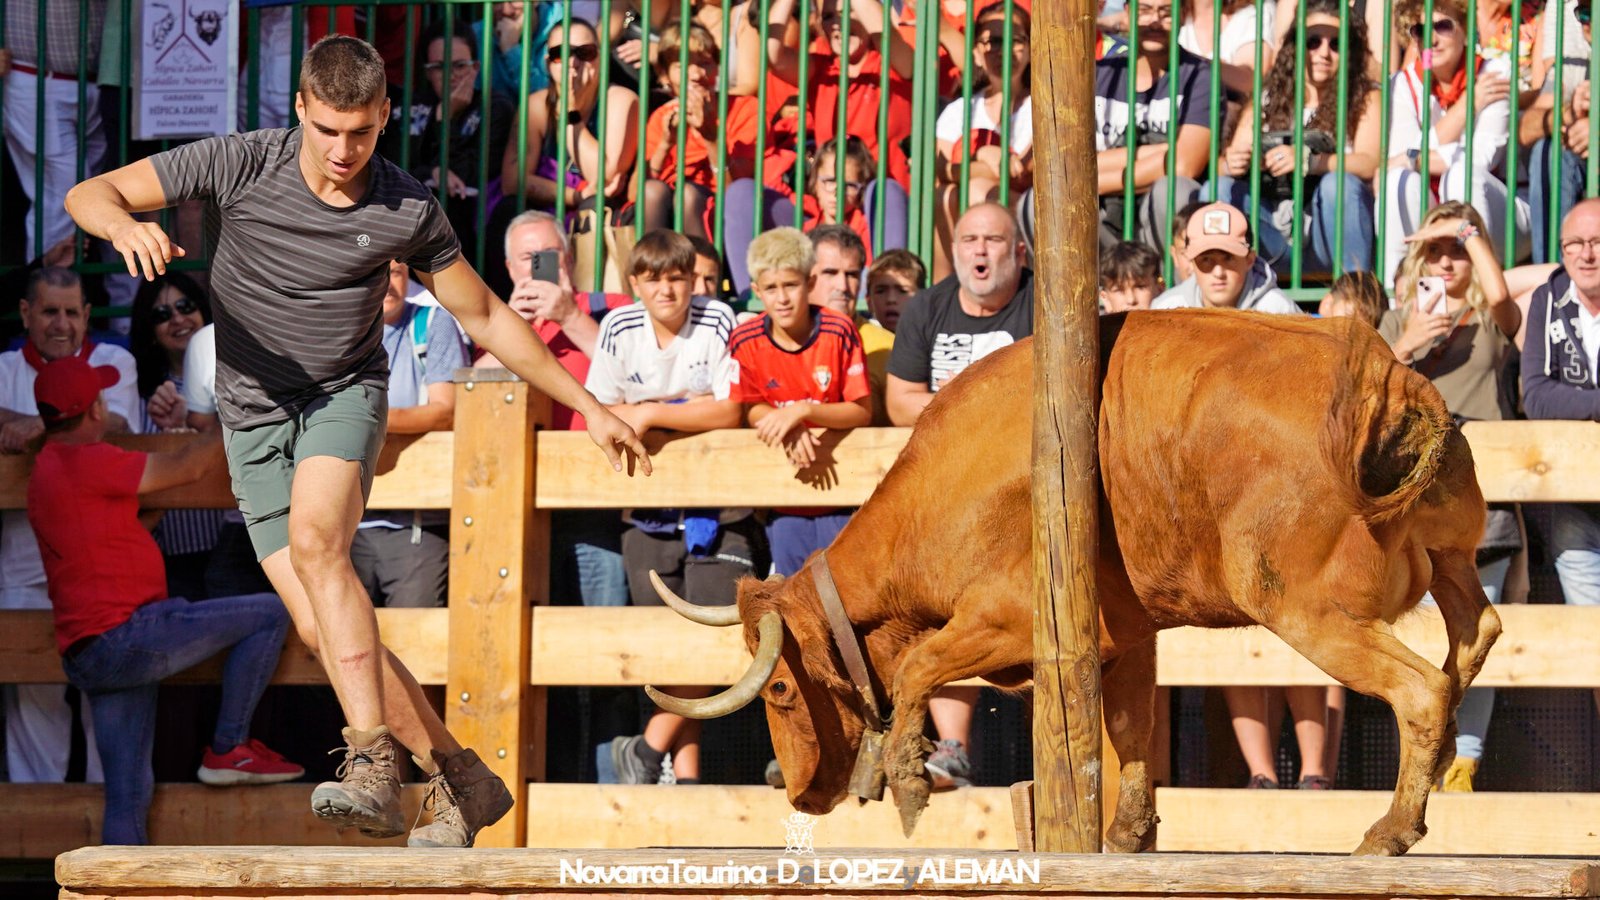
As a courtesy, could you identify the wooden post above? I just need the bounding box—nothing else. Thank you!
[446,369,551,848]
[1029,0,1104,854]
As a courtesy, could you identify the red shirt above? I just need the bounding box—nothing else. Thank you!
[535,292,635,431]
[802,198,875,264]
[728,308,870,411]
[27,442,165,654]
[807,50,913,189]
[646,94,763,191]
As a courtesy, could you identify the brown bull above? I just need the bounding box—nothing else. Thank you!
[648,310,1499,857]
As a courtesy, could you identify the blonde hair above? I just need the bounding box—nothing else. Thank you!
[747,227,815,285]
[1395,201,1491,328]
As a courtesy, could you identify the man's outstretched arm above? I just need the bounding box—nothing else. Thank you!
[65,159,186,280]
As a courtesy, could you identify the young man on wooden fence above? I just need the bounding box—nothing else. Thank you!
[62,34,649,848]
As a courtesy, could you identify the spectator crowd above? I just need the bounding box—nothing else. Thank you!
[1,0,1598,831]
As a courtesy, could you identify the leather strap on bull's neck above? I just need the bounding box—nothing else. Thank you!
[812,551,889,733]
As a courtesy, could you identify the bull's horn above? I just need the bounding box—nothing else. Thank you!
[650,569,741,626]
[645,612,783,719]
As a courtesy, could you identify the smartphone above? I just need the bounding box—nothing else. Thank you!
[1415,276,1447,315]
[531,249,561,284]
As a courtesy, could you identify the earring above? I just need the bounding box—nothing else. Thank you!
[380,127,386,135]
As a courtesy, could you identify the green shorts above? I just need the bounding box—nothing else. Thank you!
[222,382,388,561]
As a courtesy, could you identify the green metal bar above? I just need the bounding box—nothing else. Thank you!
[1418,0,1433,219]
[1289,0,1307,287]
[119,0,131,163]
[1247,0,1263,250]
[1462,0,1476,206]
[1206,0,1221,202]
[1590,17,1600,198]
[712,0,731,255]
[1163,2,1179,285]
[1123,0,1139,240]
[595,0,615,282]
[401,5,416,171]
[957,0,976,212]
[753,0,770,242]
[919,2,939,260]
[438,3,454,220]
[32,0,45,262]
[515,0,531,213]
[75,0,89,266]
[1549,2,1566,258]
[873,0,891,243]
[247,5,261,130]
[906,0,928,254]
[634,0,652,240]
[476,0,493,271]
[1333,0,1351,276]
[555,1,573,222]
[290,3,305,127]
[1504,0,1522,266]
[996,0,1014,205]
[366,3,377,42]
[837,0,852,219]
[1375,0,1393,276]
[327,2,337,37]
[672,0,690,231]
[793,0,811,229]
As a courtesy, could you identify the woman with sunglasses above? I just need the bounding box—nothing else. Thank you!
[1381,0,1530,286]
[1377,200,1520,792]
[129,273,225,601]
[1214,0,1381,275]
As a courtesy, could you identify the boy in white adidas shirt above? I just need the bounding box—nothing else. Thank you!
[585,230,767,787]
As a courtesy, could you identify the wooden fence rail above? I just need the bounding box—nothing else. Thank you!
[2,376,1598,855]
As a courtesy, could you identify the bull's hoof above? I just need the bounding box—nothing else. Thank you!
[890,774,931,837]
[1353,823,1425,856]
[1104,814,1159,853]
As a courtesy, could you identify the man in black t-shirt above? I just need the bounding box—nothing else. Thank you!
[883,202,1031,790]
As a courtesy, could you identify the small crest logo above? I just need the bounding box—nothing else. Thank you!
[813,366,833,389]
[357,234,372,248]
[1201,210,1231,235]
[781,812,817,856]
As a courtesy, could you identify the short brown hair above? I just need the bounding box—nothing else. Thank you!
[868,249,926,290]
[300,35,388,110]
[657,20,718,69]
[629,230,697,279]
[1326,271,1387,328]
[1100,241,1162,287]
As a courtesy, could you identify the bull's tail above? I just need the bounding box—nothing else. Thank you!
[1324,335,1455,526]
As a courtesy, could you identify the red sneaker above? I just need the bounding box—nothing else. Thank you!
[199,738,305,786]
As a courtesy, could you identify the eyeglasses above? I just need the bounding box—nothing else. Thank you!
[818,177,866,194]
[1306,31,1341,53]
[1561,237,1600,257]
[150,296,198,325]
[423,59,475,74]
[1134,5,1176,24]
[1408,18,1458,40]
[547,44,601,64]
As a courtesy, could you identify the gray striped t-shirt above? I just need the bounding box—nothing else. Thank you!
[151,127,461,429]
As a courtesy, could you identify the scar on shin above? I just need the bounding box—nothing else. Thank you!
[1257,554,1285,596]
[335,650,373,667]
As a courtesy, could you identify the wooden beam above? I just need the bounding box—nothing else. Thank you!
[55,845,1600,897]
[1154,788,1600,856]
[446,371,546,847]
[1461,420,1600,503]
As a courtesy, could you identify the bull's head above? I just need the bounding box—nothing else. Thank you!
[646,570,871,816]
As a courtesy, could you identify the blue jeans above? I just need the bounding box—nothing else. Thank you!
[61,593,290,845]
[1529,140,1588,264]
[765,511,853,577]
[1551,504,1600,606]
[551,509,628,606]
[1450,556,1509,761]
[1213,172,1375,274]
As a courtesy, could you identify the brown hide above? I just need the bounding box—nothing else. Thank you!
[736,310,1495,855]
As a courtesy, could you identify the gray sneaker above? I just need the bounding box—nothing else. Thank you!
[608,735,664,785]
[310,726,406,838]
[924,739,972,790]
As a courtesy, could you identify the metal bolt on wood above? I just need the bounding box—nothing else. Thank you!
[463,516,473,526]
[499,567,510,578]
[460,692,471,702]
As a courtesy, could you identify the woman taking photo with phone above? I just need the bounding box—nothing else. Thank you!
[1213,0,1381,276]
[1378,200,1520,793]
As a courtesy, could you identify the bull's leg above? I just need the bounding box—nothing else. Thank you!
[883,610,1034,837]
[1102,638,1158,853]
[1268,610,1452,857]
[1425,548,1502,783]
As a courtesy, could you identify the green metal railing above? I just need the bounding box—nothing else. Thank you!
[3,0,1598,305]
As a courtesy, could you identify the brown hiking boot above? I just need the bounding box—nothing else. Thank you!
[310,726,406,838]
[406,747,514,848]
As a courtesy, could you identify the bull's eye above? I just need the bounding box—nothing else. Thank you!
[771,681,788,696]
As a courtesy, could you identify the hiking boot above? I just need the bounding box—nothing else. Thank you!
[198,738,305,786]
[924,739,972,790]
[1438,757,1478,792]
[604,735,664,785]
[1245,774,1279,789]
[310,726,406,838]
[407,748,514,848]
[1297,775,1334,790]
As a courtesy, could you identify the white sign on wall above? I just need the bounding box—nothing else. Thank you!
[132,0,240,139]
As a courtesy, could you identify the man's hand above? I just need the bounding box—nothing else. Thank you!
[1568,117,1592,158]
[1573,81,1591,119]
[587,404,652,474]
[110,219,185,280]
[42,234,81,267]
[507,277,580,325]
[0,416,44,453]
[754,402,811,449]
[616,38,643,66]
[493,5,523,50]
[1473,74,1511,112]
[147,380,189,431]
[1223,144,1254,177]
[432,167,472,199]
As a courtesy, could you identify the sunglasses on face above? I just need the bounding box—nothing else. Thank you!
[423,59,475,73]
[1408,18,1457,40]
[151,296,199,325]
[547,44,601,64]
[1576,3,1591,25]
[1306,30,1341,52]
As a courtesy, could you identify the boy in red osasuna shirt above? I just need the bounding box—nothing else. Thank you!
[26,357,302,846]
[728,227,871,575]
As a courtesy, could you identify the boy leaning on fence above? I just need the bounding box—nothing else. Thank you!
[62,33,648,848]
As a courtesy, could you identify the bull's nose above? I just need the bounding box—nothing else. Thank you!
[795,798,826,815]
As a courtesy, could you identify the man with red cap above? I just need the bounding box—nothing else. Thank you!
[27,357,304,845]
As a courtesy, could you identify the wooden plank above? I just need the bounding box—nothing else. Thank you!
[523,784,1017,850]
[0,609,446,685]
[1462,420,1600,503]
[0,783,427,859]
[446,374,544,847]
[533,428,911,509]
[54,845,1600,895]
[1154,788,1600,857]
[1156,605,1600,688]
